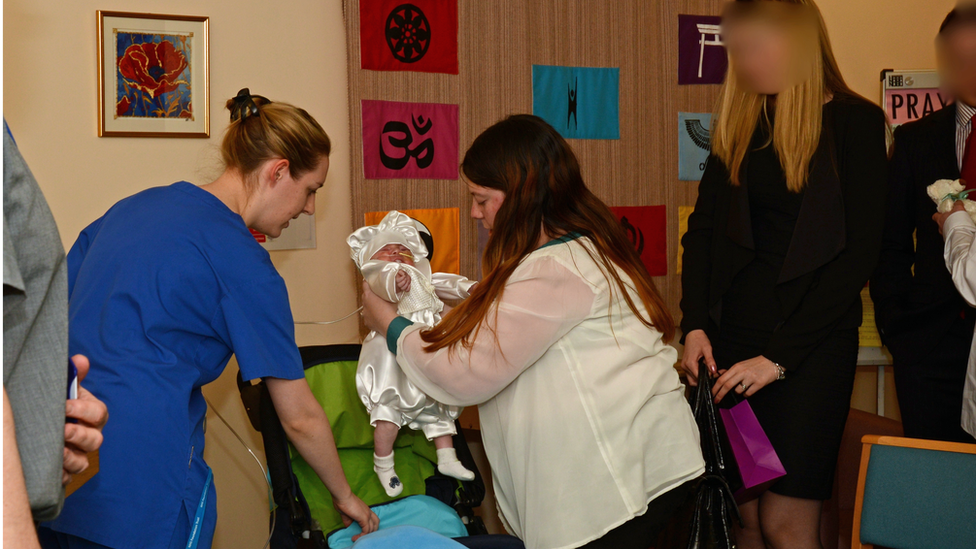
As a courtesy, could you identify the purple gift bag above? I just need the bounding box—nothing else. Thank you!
[719,399,786,503]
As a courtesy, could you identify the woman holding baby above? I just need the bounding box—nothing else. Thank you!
[361,114,705,549]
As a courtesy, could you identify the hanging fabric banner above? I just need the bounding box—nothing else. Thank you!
[532,65,620,140]
[365,207,460,274]
[360,0,459,74]
[362,100,460,180]
[679,112,713,181]
[678,14,728,85]
[610,205,667,276]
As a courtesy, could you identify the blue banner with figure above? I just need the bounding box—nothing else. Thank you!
[532,65,620,140]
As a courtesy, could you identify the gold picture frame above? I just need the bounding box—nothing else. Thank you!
[97,10,209,138]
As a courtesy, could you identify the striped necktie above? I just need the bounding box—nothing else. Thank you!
[964,126,976,190]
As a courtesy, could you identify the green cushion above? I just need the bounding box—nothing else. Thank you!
[289,359,439,534]
[860,445,976,549]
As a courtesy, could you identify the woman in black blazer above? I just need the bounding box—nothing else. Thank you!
[680,1,888,547]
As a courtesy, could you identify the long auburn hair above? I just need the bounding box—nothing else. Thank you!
[420,115,675,352]
[713,0,860,192]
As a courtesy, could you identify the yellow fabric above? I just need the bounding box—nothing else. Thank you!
[365,208,460,275]
[858,286,882,348]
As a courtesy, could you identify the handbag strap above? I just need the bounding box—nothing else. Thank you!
[693,360,729,475]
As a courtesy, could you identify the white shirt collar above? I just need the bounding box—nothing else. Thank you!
[958,101,976,128]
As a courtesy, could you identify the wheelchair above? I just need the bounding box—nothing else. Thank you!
[237,344,523,549]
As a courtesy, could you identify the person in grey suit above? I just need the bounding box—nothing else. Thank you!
[3,120,108,548]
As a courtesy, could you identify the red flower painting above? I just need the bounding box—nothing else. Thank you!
[115,33,192,119]
[118,40,188,98]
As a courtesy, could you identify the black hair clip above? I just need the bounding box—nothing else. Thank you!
[231,88,260,122]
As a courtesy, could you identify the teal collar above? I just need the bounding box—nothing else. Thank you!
[539,231,582,250]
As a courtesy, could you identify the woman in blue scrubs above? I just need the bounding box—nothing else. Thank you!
[39,90,379,548]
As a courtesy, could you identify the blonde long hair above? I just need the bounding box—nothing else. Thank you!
[712,0,857,192]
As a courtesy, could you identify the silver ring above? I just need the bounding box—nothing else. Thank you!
[739,383,748,391]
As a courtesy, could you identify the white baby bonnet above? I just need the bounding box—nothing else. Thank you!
[347,210,432,273]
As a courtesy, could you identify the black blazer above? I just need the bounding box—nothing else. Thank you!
[870,103,974,364]
[680,95,889,370]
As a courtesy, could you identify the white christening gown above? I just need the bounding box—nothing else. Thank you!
[357,260,475,439]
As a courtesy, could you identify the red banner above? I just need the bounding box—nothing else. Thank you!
[610,205,667,277]
[360,0,458,74]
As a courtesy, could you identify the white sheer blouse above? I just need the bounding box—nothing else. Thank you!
[393,236,705,549]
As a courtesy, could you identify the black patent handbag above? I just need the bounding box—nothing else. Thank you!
[686,358,743,549]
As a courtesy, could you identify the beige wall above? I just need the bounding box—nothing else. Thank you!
[818,0,956,101]
[2,0,957,547]
[4,0,357,547]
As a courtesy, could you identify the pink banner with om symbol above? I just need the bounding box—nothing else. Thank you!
[362,99,459,180]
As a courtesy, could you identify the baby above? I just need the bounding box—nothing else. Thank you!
[347,210,476,497]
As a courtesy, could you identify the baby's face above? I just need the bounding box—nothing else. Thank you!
[371,243,415,266]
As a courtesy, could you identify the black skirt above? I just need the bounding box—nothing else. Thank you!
[713,327,858,501]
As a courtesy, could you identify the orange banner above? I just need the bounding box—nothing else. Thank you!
[364,208,460,274]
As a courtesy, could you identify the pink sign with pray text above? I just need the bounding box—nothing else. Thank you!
[885,88,950,126]
[362,99,459,179]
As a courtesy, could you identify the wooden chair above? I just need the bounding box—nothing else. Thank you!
[851,435,976,549]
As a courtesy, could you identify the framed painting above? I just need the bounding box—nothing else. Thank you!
[97,11,209,137]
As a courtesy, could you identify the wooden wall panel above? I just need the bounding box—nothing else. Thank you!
[345,0,724,323]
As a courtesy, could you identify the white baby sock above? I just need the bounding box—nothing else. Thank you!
[373,452,403,497]
[436,447,475,481]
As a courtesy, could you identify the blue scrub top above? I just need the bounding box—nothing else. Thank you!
[45,182,305,549]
